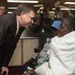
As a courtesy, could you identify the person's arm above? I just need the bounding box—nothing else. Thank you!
[1,44,17,67]
[0,43,17,75]
[37,43,50,64]
[0,20,9,75]
[1,27,24,67]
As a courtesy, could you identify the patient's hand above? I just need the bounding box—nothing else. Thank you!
[25,69,35,75]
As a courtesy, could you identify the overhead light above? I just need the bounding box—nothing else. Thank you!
[48,11,55,14]
[61,8,75,10]
[7,12,13,13]
[52,7,75,10]
[33,4,43,7]
[7,0,39,3]
[8,7,17,9]
[64,2,75,4]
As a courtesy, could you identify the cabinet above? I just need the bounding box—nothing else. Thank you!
[23,39,39,64]
[9,37,39,66]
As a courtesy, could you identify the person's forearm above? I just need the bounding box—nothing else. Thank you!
[2,45,16,67]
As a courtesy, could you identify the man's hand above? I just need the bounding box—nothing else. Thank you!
[1,66,9,75]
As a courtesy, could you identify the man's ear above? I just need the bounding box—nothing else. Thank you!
[20,12,26,19]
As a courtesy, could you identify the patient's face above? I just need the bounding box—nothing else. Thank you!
[57,20,72,37]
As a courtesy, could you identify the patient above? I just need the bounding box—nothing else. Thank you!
[36,20,61,65]
[35,17,75,75]
[23,20,61,75]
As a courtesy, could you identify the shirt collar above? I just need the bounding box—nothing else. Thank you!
[17,18,19,29]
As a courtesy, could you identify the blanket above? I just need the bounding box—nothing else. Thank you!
[35,31,75,75]
[49,31,75,75]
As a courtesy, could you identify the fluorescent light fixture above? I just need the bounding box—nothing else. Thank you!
[8,7,17,9]
[52,7,75,10]
[7,0,39,3]
[48,11,55,14]
[7,12,13,13]
[64,2,75,4]
[61,8,75,10]
[33,4,43,7]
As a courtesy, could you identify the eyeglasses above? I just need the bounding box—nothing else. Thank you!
[27,14,35,21]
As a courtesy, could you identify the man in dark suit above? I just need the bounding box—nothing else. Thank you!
[0,4,35,75]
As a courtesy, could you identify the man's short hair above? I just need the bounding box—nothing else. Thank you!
[16,4,35,15]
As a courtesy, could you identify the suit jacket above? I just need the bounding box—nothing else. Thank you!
[0,12,23,68]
